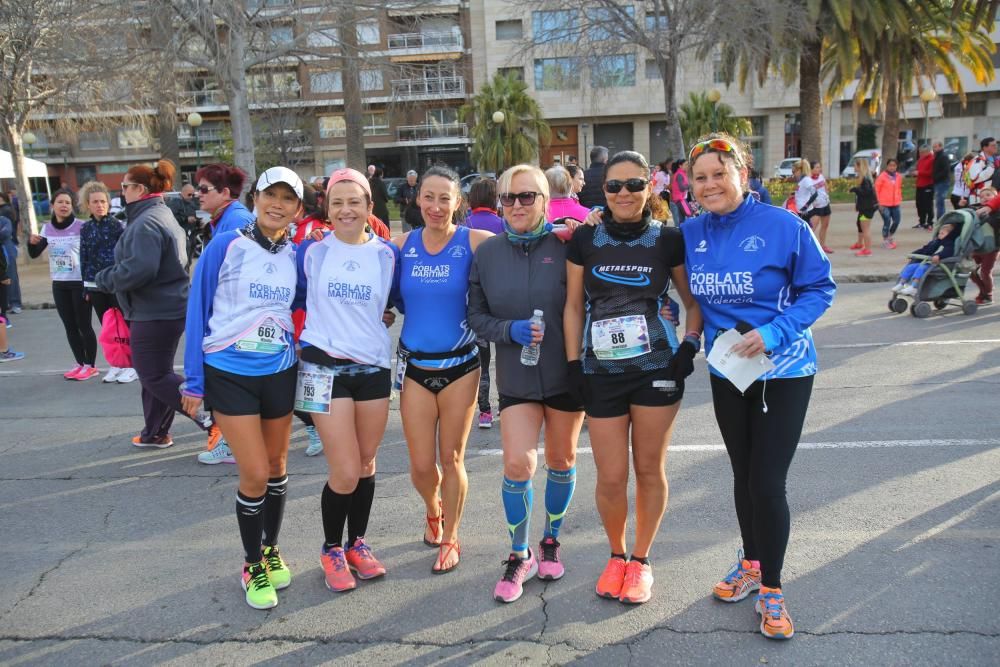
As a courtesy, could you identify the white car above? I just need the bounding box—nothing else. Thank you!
[841,149,881,178]
[773,158,800,179]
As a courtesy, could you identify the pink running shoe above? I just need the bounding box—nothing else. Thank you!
[63,364,84,380]
[345,538,386,580]
[71,366,100,381]
[537,537,564,581]
[494,549,538,603]
[320,545,356,592]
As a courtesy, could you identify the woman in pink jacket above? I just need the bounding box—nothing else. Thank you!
[875,158,904,250]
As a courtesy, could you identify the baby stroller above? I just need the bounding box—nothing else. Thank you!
[888,209,997,317]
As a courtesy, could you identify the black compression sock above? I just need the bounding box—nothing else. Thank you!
[347,475,375,546]
[611,553,627,561]
[630,555,650,565]
[236,491,266,564]
[262,475,288,547]
[321,482,352,548]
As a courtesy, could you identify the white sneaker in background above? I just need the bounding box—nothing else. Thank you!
[103,367,122,383]
[116,368,139,383]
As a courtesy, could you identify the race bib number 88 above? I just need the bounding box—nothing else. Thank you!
[591,315,651,360]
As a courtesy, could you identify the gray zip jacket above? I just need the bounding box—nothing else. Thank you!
[468,232,570,400]
[95,196,189,321]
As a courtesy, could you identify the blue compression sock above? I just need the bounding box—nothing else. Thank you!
[544,466,576,538]
[501,477,532,555]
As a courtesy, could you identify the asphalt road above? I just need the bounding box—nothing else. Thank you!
[1,283,998,666]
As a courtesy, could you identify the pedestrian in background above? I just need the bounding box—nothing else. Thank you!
[546,166,591,223]
[196,163,254,238]
[963,137,997,205]
[578,146,609,209]
[28,189,98,380]
[952,153,974,208]
[747,169,772,206]
[875,158,903,249]
[849,158,877,256]
[669,159,692,224]
[369,165,391,228]
[0,243,25,362]
[566,164,585,200]
[931,141,952,219]
[914,145,935,229]
[395,170,423,231]
[0,193,21,313]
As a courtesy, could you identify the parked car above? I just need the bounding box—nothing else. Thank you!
[773,158,800,179]
[460,172,497,195]
[841,149,882,178]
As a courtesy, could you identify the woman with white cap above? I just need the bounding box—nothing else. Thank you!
[181,166,304,610]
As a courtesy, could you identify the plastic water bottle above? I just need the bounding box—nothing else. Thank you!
[520,310,544,366]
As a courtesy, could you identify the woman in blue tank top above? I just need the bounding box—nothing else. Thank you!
[393,166,493,574]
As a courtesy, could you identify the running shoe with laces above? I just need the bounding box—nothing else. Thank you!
[712,549,761,602]
[197,441,236,464]
[493,549,538,603]
[537,536,564,581]
[116,367,139,383]
[102,367,122,383]
[596,556,627,599]
[755,586,795,639]
[63,364,84,380]
[619,559,654,604]
[205,425,224,451]
[345,538,387,579]
[71,366,100,381]
[0,349,25,363]
[320,544,356,592]
[241,560,278,610]
[131,434,174,449]
[478,410,493,429]
[304,425,323,456]
[262,545,291,589]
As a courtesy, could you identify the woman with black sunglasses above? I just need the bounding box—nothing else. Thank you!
[564,150,702,605]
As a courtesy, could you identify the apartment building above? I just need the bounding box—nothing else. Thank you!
[22,0,475,190]
[468,1,1000,178]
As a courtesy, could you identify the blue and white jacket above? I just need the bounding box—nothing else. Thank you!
[683,195,836,379]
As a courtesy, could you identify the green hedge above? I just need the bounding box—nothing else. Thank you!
[765,176,916,204]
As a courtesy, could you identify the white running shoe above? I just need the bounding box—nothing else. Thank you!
[197,441,236,464]
[116,368,139,384]
[899,284,918,297]
[102,367,122,383]
[304,425,323,456]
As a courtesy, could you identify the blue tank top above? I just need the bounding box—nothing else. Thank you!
[400,226,477,369]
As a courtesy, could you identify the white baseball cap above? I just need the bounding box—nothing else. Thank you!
[256,166,304,200]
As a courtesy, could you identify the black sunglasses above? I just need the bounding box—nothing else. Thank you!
[196,184,217,195]
[499,191,540,207]
[604,178,649,194]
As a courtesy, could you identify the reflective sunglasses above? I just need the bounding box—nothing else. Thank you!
[196,184,217,195]
[688,138,738,162]
[120,181,139,190]
[604,178,649,194]
[499,191,540,206]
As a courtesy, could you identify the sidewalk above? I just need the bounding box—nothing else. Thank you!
[10,203,989,308]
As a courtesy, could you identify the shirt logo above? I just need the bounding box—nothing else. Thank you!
[591,264,652,287]
[343,260,360,271]
[264,262,276,274]
[541,256,554,264]
[448,245,466,258]
[695,239,708,253]
[405,247,418,258]
[739,235,765,252]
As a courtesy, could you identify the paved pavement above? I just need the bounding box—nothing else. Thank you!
[1,281,997,665]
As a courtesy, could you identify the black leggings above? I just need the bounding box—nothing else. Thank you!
[710,374,814,589]
[88,290,120,327]
[52,282,96,366]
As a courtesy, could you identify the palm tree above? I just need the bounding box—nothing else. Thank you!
[678,92,752,147]
[823,3,996,162]
[459,72,550,173]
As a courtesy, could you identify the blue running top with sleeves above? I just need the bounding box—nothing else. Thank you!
[212,200,255,237]
[182,229,298,398]
[682,195,836,380]
[399,225,478,369]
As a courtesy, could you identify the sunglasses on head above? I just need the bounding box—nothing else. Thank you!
[604,178,648,194]
[688,138,738,162]
[196,184,217,195]
[499,191,540,206]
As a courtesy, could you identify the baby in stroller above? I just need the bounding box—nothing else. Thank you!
[892,222,961,296]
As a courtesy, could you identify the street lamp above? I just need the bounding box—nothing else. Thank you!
[920,88,937,145]
[23,131,37,158]
[186,112,204,169]
[706,89,721,132]
[491,110,505,172]
[581,123,590,165]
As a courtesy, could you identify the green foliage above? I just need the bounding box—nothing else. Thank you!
[766,175,917,204]
[678,92,753,147]
[459,72,551,172]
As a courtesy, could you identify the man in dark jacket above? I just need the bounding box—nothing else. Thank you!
[931,141,952,220]
[578,146,608,209]
[394,170,423,231]
[0,193,21,312]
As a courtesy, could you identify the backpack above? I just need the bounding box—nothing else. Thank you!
[99,307,132,368]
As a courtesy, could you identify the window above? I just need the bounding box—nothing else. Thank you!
[533,57,579,90]
[357,19,380,45]
[308,27,339,48]
[590,54,635,88]
[533,10,575,43]
[645,59,659,80]
[319,116,346,138]
[943,100,987,117]
[270,26,294,45]
[427,108,458,125]
[360,69,384,91]
[498,67,525,82]
[993,42,1000,68]
[712,54,725,84]
[118,127,149,148]
[248,0,290,8]
[78,131,111,151]
[310,71,343,94]
[742,116,766,171]
[645,13,668,31]
[495,19,523,41]
[363,113,389,136]
[587,5,633,41]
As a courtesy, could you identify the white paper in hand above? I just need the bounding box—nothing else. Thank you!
[706,328,775,392]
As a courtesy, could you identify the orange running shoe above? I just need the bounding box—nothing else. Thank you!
[712,549,761,603]
[755,587,795,639]
[320,545,356,592]
[595,557,627,599]
[619,560,654,604]
[345,538,387,580]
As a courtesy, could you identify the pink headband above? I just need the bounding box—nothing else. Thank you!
[326,168,372,199]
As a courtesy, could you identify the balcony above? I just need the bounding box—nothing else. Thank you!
[387,0,460,17]
[391,76,465,101]
[178,129,227,149]
[179,90,227,109]
[387,30,463,59]
[397,123,468,142]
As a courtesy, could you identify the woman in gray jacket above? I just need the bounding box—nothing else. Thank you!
[467,164,585,604]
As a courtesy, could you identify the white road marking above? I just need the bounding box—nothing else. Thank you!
[476,438,1000,456]
[818,339,1000,350]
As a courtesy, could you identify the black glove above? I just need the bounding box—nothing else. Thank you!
[565,360,589,407]
[667,340,697,381]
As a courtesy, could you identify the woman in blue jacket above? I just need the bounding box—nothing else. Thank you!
[683,134,835,640]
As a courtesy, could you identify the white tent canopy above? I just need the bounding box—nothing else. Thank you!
[0,149,49,179]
